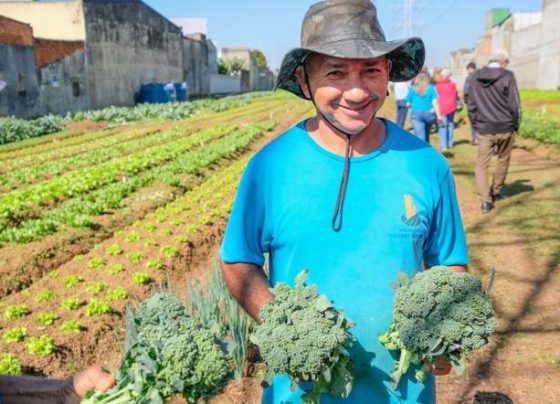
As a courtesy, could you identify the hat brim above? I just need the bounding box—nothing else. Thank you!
[276,37,425,99]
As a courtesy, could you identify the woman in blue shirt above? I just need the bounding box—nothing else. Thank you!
[406,72,442,143]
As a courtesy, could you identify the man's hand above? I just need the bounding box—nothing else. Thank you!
[73,365,115,398]
[424,358,452,376]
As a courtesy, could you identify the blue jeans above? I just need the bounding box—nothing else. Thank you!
[411,110,436,143]
[396,99,408,128]
[438,112,455,149]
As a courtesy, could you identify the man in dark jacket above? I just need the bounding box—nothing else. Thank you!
[463,62,477,144]
[466,51,521,213]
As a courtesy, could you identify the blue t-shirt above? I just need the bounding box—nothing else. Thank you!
[221,119,468,404]
[406,85,438,112]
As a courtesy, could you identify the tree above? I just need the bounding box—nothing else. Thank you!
[218,57,245,75]
[251,49,267,68]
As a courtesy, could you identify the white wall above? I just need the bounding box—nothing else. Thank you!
[210,73,240,95]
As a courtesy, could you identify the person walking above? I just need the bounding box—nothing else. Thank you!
[406,71,441,143]
[466,51,521,213]
[220,1,468,403]
[463,62,478,144]
[435,68,458,150]
[394,81,409,128]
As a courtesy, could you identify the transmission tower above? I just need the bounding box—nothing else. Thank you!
[402,0,416,38]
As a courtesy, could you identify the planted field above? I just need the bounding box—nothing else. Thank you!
[520,90,560,145]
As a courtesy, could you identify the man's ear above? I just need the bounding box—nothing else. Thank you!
[295,65,312,99]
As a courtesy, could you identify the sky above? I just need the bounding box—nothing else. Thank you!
[144,0,544,71]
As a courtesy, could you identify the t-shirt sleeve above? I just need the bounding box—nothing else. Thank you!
[423,169,468,267]
[220,157,269,267]
[405,88,413,104]
[429,85,438,101]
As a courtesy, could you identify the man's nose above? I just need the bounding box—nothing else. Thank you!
[344,77,370,103]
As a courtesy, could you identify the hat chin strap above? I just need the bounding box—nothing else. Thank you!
[303,64,374,232]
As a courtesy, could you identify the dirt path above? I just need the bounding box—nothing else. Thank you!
[436,123,560,403]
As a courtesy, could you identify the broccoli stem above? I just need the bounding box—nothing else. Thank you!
[81,383,139,404]
[392,348,413,389]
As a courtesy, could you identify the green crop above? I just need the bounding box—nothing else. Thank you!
[379,266,496,388]
[87,257,105,269]
[107,263,125,275]
[87,281,108,294]
[61,296,81,311]
[36,311,57,326]
[143,223,156,232]
[106,287,129,301]
[60,320,83,333]
[146,258,163,270]
[2,327,27,343]
[4,304,29,319]
[35,289,56,302]
[105,243,123,256]
[86,300,112,316]
[125,232,140,242]
[251,270,355,403]
[26,335,56,357]
[133,272,151,285]
[161,245,179,259]
[143,238,157,248]
[63,275,83,288]
[126,252,145,263]
[0,353,22,375]
[83,293,231,403]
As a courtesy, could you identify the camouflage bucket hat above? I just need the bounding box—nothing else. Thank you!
[276,0,425,99]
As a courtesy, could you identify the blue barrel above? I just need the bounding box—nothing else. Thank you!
[174,82,188,102]
[138,83,168,104]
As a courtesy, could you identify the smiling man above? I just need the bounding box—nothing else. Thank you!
[220,0,468,403]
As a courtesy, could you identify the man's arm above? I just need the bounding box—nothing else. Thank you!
[220,261,274,322]
[508,73,521,131]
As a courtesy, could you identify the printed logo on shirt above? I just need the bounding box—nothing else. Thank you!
[401,194,421,227]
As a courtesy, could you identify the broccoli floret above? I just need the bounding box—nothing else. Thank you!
[250,270,354,403]
[379,266,496,389]
[83,293,231,403]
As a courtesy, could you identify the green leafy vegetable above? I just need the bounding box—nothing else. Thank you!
[26,335,55,357]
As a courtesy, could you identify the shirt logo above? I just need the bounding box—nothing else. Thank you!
[401,194,421,227]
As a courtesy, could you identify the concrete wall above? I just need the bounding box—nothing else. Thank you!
[38,48,90,115]
[210,73,240,95]
[510,23,541,88]
[537,0,560,89]
[0,42,40,117]
[447,48,476,90]
[83,0,183,108]
[222,47,259,91]
[182,33,209,96]
[207,39,218,74]
[0,0,85,41]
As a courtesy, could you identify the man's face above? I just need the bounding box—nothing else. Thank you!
[296,53,391,135]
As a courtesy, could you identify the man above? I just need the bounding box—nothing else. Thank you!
[0,364,114,403]
[463,62,478,145]
[466,51,521,213]
[393,81,409,128]
[220,0,468,402]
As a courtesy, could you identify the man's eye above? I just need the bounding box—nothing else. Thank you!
[366,68,380,74]
[327,71,343,77]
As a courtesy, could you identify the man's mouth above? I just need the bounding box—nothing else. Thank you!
[337,99,374,114]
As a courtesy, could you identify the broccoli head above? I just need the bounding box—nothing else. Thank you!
[380,266,496,389]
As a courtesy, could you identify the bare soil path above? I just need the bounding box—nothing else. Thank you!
[436,123,560,404]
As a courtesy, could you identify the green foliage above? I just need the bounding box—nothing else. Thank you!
[125,232,140,242]
[161,245,179,259]
[2,327,27,343]
[86,300,112,316]
[83,293,231,403]
[0,353,22,375]
[520,109,560,145]
[63,275,83,288]
[218,57,245,75]
[185,263,253,379]
[87,257,105,269]
[26,335,56,357]
[133,272,151,285]
[127,251,145,263]
[35,289,56,303]
[106,287,129,301]
[143,238,157,248]
[251,49,268,67]
[379,266,496,389]
[36,311,57,326]
[60,320,83,333]
[107,263,125,275]
[0,115,66,145]
[61,297,81,311]
[143,223,156,232]
[146,258,163,270]
[251,270,355,403]
[105,243,123,256]
[87,281,108,294]
[4,304,29,319]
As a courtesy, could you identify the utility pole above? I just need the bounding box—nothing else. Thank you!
[402,0,415,38]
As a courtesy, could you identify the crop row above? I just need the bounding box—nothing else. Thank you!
[0,121,276,243]
[520,109,560,145]
[0,154,249,373]
[0,92,269,146]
